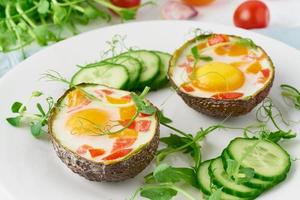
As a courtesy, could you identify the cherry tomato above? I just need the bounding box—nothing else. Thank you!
[233,0,270,29]
[110,0,141,8]
[182,0,214,6]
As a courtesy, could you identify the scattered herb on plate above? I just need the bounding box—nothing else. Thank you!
[6,91,54,138]
[281,84,300,110]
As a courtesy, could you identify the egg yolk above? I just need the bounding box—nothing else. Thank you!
[66,108,109,135]
[191,62,245,92]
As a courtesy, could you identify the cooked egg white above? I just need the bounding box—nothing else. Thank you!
[171,35,274,99]
[51,85,157,163]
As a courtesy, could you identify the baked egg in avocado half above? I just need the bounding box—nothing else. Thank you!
[48,84,159,182]
[169,34,275,118]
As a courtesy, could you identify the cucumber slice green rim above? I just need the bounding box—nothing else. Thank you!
[103,55,142,90]
[227,138,291,182]
[221,149,273,190]
[198,160,253,200]
[121,50,160,89]
[209,158,261,198]
[71,63,129,89]
[150,51,171,90]
[198,160,213,195]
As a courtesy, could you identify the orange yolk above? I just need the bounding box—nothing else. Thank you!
[191,62,245,92]
[66,109,109,135]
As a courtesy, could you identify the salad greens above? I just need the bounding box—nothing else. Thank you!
[0,0,151,53]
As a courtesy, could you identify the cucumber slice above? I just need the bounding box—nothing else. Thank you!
[221,149,273,189]
[150,51,171,90]
[198,160,212,195]
[198,160,252,200]
[103,56,142,90]
[227,138,291,181]
[122,50,160,89]
[71,63,129,89]
[209,158,261,198]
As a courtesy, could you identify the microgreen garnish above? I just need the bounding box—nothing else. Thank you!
[6,91,54,138]
[280,84,300,110]
[131,164,198,200]
[205,187,222,200]
[235,38,257,49]
[191,46,213,65]
[255,98,296,142]
[157,111,221,169]
[0,1,153,53]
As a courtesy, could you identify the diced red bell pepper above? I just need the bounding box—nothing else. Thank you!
[208,34,229,46]
[112,138,136,152]
[119,119,136,129]
[103,148,132,161]
[76,144,93,154]
[89,148,106,158]
[261,69,270,78]
[121,95,132,100]
[140,113,151,117]
[101,89,113,95]
[212,92,244,100]
[135,120,151,132]
[181,84,195,92]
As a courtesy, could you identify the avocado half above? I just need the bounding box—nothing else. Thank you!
[168,34,275,118]
[48,84,159,182]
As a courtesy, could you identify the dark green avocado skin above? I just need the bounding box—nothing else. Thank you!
[48,84,160,182]
[168,34,275,118]
[176,78,273,118]
[51,130,159,182]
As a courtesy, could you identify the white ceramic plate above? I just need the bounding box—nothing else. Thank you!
[0,21,299,200]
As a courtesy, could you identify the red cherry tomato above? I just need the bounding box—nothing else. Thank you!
[110,0,141,8]
[233,0,270,29]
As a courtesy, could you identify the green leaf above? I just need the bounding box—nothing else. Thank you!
[235,38,257,49]
[36,103,46,116]
[261,130,296,143]
[153,164,198,188]
[157,110,172,124]
[33,25,57,46]
[236,167,255,184]
[160,134,193,154]
[37,0,49,14]
[32,91,43,97]
[140,187,177,200]
[226,159,239,178]
[118,9,136,20]
[6,116,22,127]
[83,6,99,19]
[11,102,23,113]
[199,55,213,62]
[206,188,222,200]
[30,122,43,137]
[191,46,200,60]
[131,92,157,115]
[52,3,67,25]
